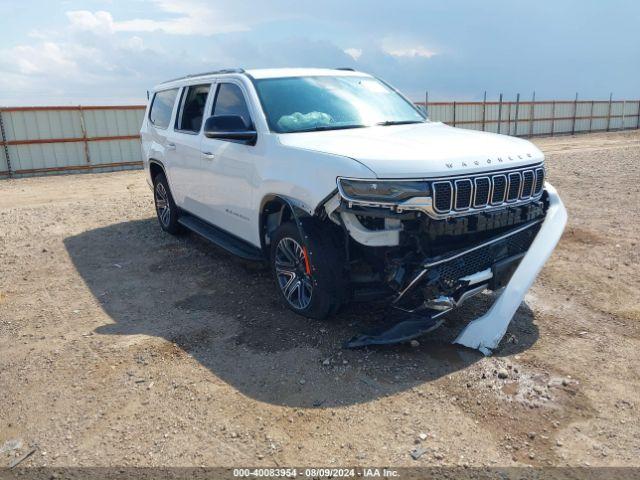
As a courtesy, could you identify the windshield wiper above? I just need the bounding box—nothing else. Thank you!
[291,121,421,133]
[294,124,367,133]
[376,120,424,126]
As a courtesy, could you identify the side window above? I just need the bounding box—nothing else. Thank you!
[212,83,252,127]
[176,84,211,133]
[149,88,179,129]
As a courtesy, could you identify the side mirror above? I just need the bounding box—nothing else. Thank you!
[203,115,257,144]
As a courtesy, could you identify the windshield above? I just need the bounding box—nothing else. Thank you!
[253,76,425,133]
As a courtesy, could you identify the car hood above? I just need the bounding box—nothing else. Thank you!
[277,122,544,178]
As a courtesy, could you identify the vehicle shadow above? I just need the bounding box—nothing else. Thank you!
[64,218,539,407]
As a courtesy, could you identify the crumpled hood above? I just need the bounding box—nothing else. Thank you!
[277,122,544,178]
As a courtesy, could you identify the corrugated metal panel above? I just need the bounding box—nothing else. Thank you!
[513,104,532,137]
[3,109,83,142]
[608,102,619,130]
[1,100,639,179]
[82,108,143,137]
[88,139,142,165]
[482,103,500,133]
[0,106,144,177]
[623,101,640,129]
[424,98,640,137]
[427,104,453,124]
[8,142,85,175]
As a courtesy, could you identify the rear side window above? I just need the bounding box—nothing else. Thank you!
[176,84,211,132]
[149,88,179,129]
[212,83,252,127]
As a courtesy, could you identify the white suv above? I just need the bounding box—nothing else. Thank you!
[141,68,567,354]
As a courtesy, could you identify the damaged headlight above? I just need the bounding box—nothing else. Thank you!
[338,178,431,203]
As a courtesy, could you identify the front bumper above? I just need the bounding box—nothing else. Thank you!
[392,217,543,308]
[453,182,567,354]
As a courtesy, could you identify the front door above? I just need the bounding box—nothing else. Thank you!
[199,81,259,244]
[166,83,212,218]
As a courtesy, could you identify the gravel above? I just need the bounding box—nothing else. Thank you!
[0,131,639,467]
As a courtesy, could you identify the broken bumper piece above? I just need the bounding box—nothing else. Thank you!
[454,183,567,355]
[344,311,446,348]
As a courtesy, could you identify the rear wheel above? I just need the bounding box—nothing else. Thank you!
[153,172,182,234]
[270,219,347,320]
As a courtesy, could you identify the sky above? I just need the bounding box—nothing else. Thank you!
[0,0,638,105]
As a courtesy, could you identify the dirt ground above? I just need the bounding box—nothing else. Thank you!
[0,130,639,469]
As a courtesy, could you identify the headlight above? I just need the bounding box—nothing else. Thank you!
[338,178,431,203]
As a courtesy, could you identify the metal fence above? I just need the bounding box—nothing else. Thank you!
[0,105,145,178]
[418,95,640,137]
[1,97,639,178]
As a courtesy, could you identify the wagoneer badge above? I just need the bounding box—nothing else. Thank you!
[445,153,533,169]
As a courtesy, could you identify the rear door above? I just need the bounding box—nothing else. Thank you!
[199,81,260,242]
[146,87,179,187]
[165,83,213,217]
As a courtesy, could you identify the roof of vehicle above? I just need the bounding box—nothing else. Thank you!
[246,67,368,79]
[154,67,370,90]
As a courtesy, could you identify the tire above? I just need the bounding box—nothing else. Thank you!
[153,172,182,234]
[270,218,347,320]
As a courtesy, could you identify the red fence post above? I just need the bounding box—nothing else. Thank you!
[528,92,536,137]
[425,91,429,117]
[481,91,486,131]
[514,93,520,136]
[571,93,578,135]
[0,108,11,177]
[497,93,503,134]
[78,105,91,166]
[606,93,613,132]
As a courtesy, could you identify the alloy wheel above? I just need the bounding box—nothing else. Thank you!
[155,182,171,227]
[275,237,313,310]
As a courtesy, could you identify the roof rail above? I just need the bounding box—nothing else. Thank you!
[160,68,245,85]
[335,67,356,71]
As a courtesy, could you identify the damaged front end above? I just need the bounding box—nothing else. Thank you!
[322,165,567,354]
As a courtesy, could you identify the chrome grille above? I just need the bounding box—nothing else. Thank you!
[491,175,507,204]
[521,170,534,198]
[473,177,491,207]
[431,165,544,218]
[534,168,545,195]
[507,172,522,201]
[454,179,473,210]
[432,181,453,212]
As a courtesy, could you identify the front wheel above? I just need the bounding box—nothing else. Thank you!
[270,220,347,320]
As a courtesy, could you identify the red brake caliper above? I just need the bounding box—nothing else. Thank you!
[302,247,312,276]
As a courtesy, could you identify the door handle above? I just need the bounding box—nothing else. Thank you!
[202,151,216,160]
[166,142,176,151]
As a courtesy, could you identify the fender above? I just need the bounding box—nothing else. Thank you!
[259,194,316,254]
[148,159,166,171]
[147,159,167,188]
[274,194,314,218]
